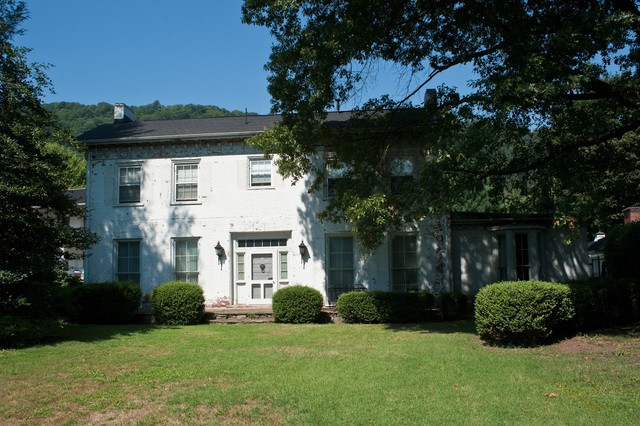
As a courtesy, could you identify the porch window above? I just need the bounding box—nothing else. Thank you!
[116,240,140,283]
[118,166,141,204]
[515,233,530,280]
[327,236,355,303]
[496,234,507,280]
[174,238,199,283]
[391,235,418,291]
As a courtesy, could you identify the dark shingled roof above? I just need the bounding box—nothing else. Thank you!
[79,112,355,145]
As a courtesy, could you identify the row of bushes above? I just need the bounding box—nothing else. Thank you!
[69,280,205,325]
[475,278,640,346]
[271,286,469,324]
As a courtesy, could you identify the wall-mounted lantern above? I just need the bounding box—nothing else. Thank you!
[215,241,225,259]
[299,240,308,257]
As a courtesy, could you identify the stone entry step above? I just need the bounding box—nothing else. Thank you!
[205,306,339,324]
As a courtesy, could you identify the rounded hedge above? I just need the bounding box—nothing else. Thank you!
[475,281,574,346]
[70,282,142,324]
[272,285,323,323]
[151,281,204,325]
[337,291,435,323]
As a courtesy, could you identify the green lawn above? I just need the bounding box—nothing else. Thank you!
[0,321,638,425]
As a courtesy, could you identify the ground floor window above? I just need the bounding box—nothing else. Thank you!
[116,240,140,283]
[174,238,199,283]
[327,236,355,304]
[391,235,418,291]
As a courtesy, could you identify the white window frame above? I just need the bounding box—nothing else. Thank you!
[390,234,419,292]
[116,162,143,205]
[390,157,415,194]
[248,157,273,188]
[172,237,200,283]
[115,239,141,284]
[326,235,356,304]
[172,159,201,204]
[325,155,350,197]
[490,227,543,282]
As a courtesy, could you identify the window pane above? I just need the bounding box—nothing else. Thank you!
[264,283,273,299]
[175,164,198,201]
[116,241,140,284]
[237,253,245,281]
[119,166,141,203]
[391,235,418,292]
[327,236,355,300]
[515,233,529,280]
[252,284,261,299]
[250,159,271,186]
[279,252,288,280]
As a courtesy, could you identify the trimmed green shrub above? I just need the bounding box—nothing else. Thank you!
[475,281,574,346]
[438,291,469,320]
[604,222,640,279]
[566,278,639,330]
[272,285,323,323]
[70,282,142,324]
[151,281,204,325]
[337,291,435,323]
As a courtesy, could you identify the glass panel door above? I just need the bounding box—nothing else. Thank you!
[250,253,274,302]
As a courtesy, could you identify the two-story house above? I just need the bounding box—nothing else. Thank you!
[79,104,589,306]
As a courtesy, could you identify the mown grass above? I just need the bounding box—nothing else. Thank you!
[0,321,638,425]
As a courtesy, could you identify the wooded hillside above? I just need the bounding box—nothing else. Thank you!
[45,101,255,137]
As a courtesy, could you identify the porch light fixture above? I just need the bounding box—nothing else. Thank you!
[214,241,225,258]
[298,240,308,257]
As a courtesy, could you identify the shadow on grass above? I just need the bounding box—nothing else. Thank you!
[383,319,477,335]
[0,316,164,350]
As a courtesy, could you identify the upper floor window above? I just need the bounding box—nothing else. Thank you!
[325,157,349,197]
[249,158,272,187]
[118,166,142,204]
[390,158,414,194]
[174,162,199,202]
[391,234,418,291]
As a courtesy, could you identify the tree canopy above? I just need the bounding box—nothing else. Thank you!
[0,0,96,285]
[46,101,255,137]
[243,0,640,251]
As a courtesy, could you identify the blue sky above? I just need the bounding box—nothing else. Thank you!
[20,0,472,115]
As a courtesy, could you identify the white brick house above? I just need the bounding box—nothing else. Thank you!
[79,104,589,306]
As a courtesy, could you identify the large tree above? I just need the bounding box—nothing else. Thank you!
[243,0,640,251]
[0,0,96,287]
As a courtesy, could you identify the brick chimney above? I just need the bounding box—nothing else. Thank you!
[623,206,640,224]
[113,103,134,123]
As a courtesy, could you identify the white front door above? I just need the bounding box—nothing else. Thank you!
[248,253,274,304]
[233,236,290,305]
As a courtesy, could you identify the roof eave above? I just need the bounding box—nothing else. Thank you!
[83,130,264,146]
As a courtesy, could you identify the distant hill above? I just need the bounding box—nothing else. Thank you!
[45,101,256,137]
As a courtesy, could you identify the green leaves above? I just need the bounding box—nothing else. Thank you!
[243,0,640,247]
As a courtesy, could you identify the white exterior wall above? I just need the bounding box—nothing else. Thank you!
[85,139,450,305]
